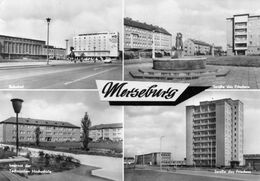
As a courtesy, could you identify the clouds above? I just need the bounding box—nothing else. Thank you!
[125,0,260,49]
[124,91,260,160]
[0,91,122,128]
[0,0,122,48]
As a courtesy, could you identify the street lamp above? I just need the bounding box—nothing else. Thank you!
[46,17,51,65]
[10,98,24,156]
[152,30,155,59]
[160,136,165,171]
[93,46,96,57]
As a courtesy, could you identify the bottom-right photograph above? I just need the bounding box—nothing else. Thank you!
[124,90,260,181]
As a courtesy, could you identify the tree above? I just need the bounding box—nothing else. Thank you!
[35,126,41,146]
[81,112,92,151]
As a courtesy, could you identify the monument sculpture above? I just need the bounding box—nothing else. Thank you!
[153,33,206,70]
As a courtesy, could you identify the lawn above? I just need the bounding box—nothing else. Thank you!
[124,169,242,181]
[207,56,260,67]
[0,147,16,159]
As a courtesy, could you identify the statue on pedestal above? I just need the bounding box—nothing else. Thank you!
[172,33,183,59]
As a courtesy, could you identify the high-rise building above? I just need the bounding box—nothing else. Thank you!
[124,17,172,55]
[73,32,119,58]
[186,99,244,167]
[227,14,260,56]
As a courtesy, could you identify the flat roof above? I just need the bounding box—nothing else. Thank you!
[0,117,80,129]
[89,123,122,130]
[78,32,118,36]
[0,34,45,43]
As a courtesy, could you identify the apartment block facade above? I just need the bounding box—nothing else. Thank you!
[73,32,119,58]
[184,39,212,56]
[0,117,80,143]
[124,18,172,54]
[89,123,123,141]
[135,152,172,166]
[227,14,260,55]
[186,99,244,167]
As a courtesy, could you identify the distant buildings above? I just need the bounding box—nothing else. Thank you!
[0,34,66,60]
[186,99,244,167]
[135,152,172,166]
[184,39,212,56]
[124,17,172,56]
[89,123,123,141]
[227,14,260,56]
[73,32,119,58]
[43,45,66,60]
[244,154,260,171]
[0,117,80,143]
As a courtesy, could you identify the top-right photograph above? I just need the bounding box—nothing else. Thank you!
[124,0,260,89]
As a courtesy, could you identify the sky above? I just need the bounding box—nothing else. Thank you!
[0,0,122,48]
[125,0,260,49]
[0,91,122,128]
[124,90,260,160]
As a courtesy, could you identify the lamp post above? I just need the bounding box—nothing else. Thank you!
[46,18,51,65]
[10,98,24,156]
[152,30,155,59]
[93,46,96,57]
[160,136,165,171]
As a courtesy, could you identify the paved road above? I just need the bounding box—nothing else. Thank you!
[125,169,260,181]
[125,60,260,89]
[0,62,122,89]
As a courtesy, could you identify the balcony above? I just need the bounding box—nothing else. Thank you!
[234,31,247,36]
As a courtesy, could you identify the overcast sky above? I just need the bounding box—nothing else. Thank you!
[125,90,260,160]
[0,0,122,48]
[125,0,260,49]
[0,91,122,128]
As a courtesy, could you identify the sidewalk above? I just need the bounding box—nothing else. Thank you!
[0,60,83,69]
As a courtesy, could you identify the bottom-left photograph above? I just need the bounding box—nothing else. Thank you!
[0,91,122,181]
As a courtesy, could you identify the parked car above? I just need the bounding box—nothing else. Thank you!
[103,58,112,63]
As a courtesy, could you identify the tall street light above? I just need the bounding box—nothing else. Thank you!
[10,98,24,156]
[160,136,165,171]
[46,18,51,65]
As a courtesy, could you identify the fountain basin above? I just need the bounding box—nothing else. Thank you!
[153,57,206,70]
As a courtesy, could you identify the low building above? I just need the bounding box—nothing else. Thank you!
[184,39,212,56]
[124,17,172,57]
[135,152,172,166]
[89,123,123,141]
[73,32,119,58]
[0,117,80,143]
[244,154,260,171]
[0,34,45,59]
[43,45,66,60]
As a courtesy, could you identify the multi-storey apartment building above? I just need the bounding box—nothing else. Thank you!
[184,39,212,56]
[0,35,45,59]
[73,32,119,58]
[124,17,172,54]
[186,99,244,167]
[227,14,260,55]
[135,152,172,166]
[0,117,80,143]
[89,123,123,141]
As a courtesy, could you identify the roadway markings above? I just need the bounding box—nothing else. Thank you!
[64,67,118,85]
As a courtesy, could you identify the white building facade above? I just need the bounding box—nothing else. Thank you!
[89,123,123,142]
[73,32,119,58]
[227,14,260,55]
[186,99,244,167]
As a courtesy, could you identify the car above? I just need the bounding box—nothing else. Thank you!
[103,58,112,63]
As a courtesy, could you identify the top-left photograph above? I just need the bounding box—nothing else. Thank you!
[0,0,122,89]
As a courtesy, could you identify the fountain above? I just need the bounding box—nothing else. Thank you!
[153,33,206,70]
[129,33,230,81]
